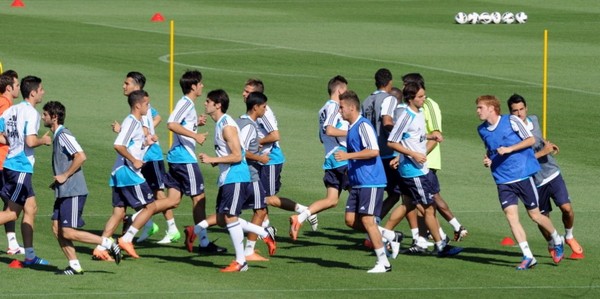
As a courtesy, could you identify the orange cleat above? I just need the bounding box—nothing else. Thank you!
[220,260,248,272]
[92,248,115,262]
[289,215,301,241]
[118,238,139,259]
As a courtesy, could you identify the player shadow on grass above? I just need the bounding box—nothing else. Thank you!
[443,247,529,268]
[1,256,61,272]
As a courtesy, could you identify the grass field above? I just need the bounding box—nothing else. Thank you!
[0,0,599,298]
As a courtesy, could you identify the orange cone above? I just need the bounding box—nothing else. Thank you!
[150,13,165,22]
[8,259,23,268]
[11,0,25,7]
[500,237,515,246]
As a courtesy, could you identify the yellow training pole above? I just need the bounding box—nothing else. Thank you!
[542,29,548,139]
[169,20,175,147]
[0,61,3,73]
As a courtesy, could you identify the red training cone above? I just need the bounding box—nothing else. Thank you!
[11,0,25,7]
[150,13,165,22]
[500,237,515,246]
[8,259,23,268]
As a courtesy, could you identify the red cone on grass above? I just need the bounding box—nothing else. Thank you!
[8,259,23,268]
[500,237,515,246]
[151,13,165,22]
[11,0,25,7]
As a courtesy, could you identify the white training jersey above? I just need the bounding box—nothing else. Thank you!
[167,96,198,163]
[110,114,147,187]
[318,99,348,169]
[0,101,40,173]
[388,107,429,178]
[214,114,250,186]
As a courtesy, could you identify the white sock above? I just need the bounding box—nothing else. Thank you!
[25,247,35,260]
[131,210,142,221]
[101,237,113,248]
[378,226,396,243]
[295,204,307,213]
[122,227,139,243]
[374,247,390,266]
[261,218,270,228]
[439,227,447,241]
[297,210,311,224]
[411,228,419,240]
[244,240,256,256]
[519,241,533,258]
[238,218,268,238]
[7,232,19,249]
[565,228,574,239]
[448,218,461,231]
[166,219,178,233]
[96,244,108,251]
[226,221,246,265]
[69,259,82,271]
[435,240,444,251]
[196,221,209,247]
[550,230,562,245]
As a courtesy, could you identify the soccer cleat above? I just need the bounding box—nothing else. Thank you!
[263,226,277,256]
[183,226,197,253]
[6,247,25,255]
[136,222,159,243]
[289,215,301,241]
[552,241,564,264]
[389,231,403,259]
[307,214,319,231]
[516,256,537,270]
[220,260,248,272]
[108,240,122,265]
[436,244,463,257]
[156,230,182,244]
[453,226,468,242]
[198,241,227,255]
[121,214,132,236]
[118,237,139,259]
[367,262,391,273]
[92,248,114,262]
[23,256,50,266]
[565,237,583,255]
[245,252,269,261]
[402,242,427,255]
[57,266,84,275]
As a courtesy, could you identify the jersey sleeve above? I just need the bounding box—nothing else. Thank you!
[238,124,255,151]
[388,110,410,143]
[360,122,380,150]
[168,99,193,124]
[380,95,398,117]
[509,115,533,140]
[114,116,135,146]
[323,103,338,129]
[58,133,84,156]
[259,106,279,133]
[24,111,40,136]
[423,98,442,133]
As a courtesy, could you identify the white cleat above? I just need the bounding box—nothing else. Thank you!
[367,262,391,273]
[307,214,319,231]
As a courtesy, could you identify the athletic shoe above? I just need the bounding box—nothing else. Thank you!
[390,231,403,259]
[184,226,197,253]
[402,242,427,255]
[198,241,227,255]
[136,222,159,243]
[156,230,182,244]
[263,226,277,256]
[23,256,49,266]
[367,262,391,273]
[307,214,319,231]
[245,252,269,261]
[92,248,114,262]
[121,214,132,236]
[289,215,301,241]
[57,266,84,275]
[220,260,248,272]
[108,240,122,265]
[516,256,537,270]
[565,237,583,255]
[547,246,555,258]
[453,226,468,242]
[436,244,463,257]
[552,242,564,264]
[6,247,25,255]
[118,237,139,259]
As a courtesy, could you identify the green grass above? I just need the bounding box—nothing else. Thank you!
[0,0,599,298]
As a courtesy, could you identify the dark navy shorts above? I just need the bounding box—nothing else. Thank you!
[323,165,349,191]
[345,187,384,217]
[112,183,155,209]
[141,160,166,191]
[260,163,282,196]
[497,177,539,211]
[537,174,571,214]
[383,157,402,196]
[0,169,34,206]
[242,180,267,210]
[402,171,439,206]
[52,195,87,228]
[164,163,205,197]
[216,182,247,216]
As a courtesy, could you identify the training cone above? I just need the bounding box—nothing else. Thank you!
[150,13,165,22]
[11,0,25,7]
[8,259,23,268]
[570,252,584,259]
[500,237,515,246]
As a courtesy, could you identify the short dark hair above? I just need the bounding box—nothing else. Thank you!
[20,75,42,99]
[507,93,527,110]
[245,78,264,93]
[1,69,19,93]
[126,71,146,89]
[180,70,203,94]
[327,75,348,96]
[246,91,267,112]
[374,68,392,88]
[401,73,425,90]
[128,89,148,108]
[207,89,230,113]
[43,101,66,125]
[402,81,423,103]
[339,90,361,110]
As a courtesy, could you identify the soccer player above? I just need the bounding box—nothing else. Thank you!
[242,79,315,233]
[507,94,583,258]
[334,90,400,273]
[476,95,564,270]
[198,89,276,272]
[42,101,121,274]
[290,75,349,240]
[402,73,467,243]
[0,75,52,266]
[0,70,24,255]
[361,68,401,221]
[387,82,462,258]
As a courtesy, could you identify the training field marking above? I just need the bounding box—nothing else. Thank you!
[3,284,599,297]
[86,22,600,97]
